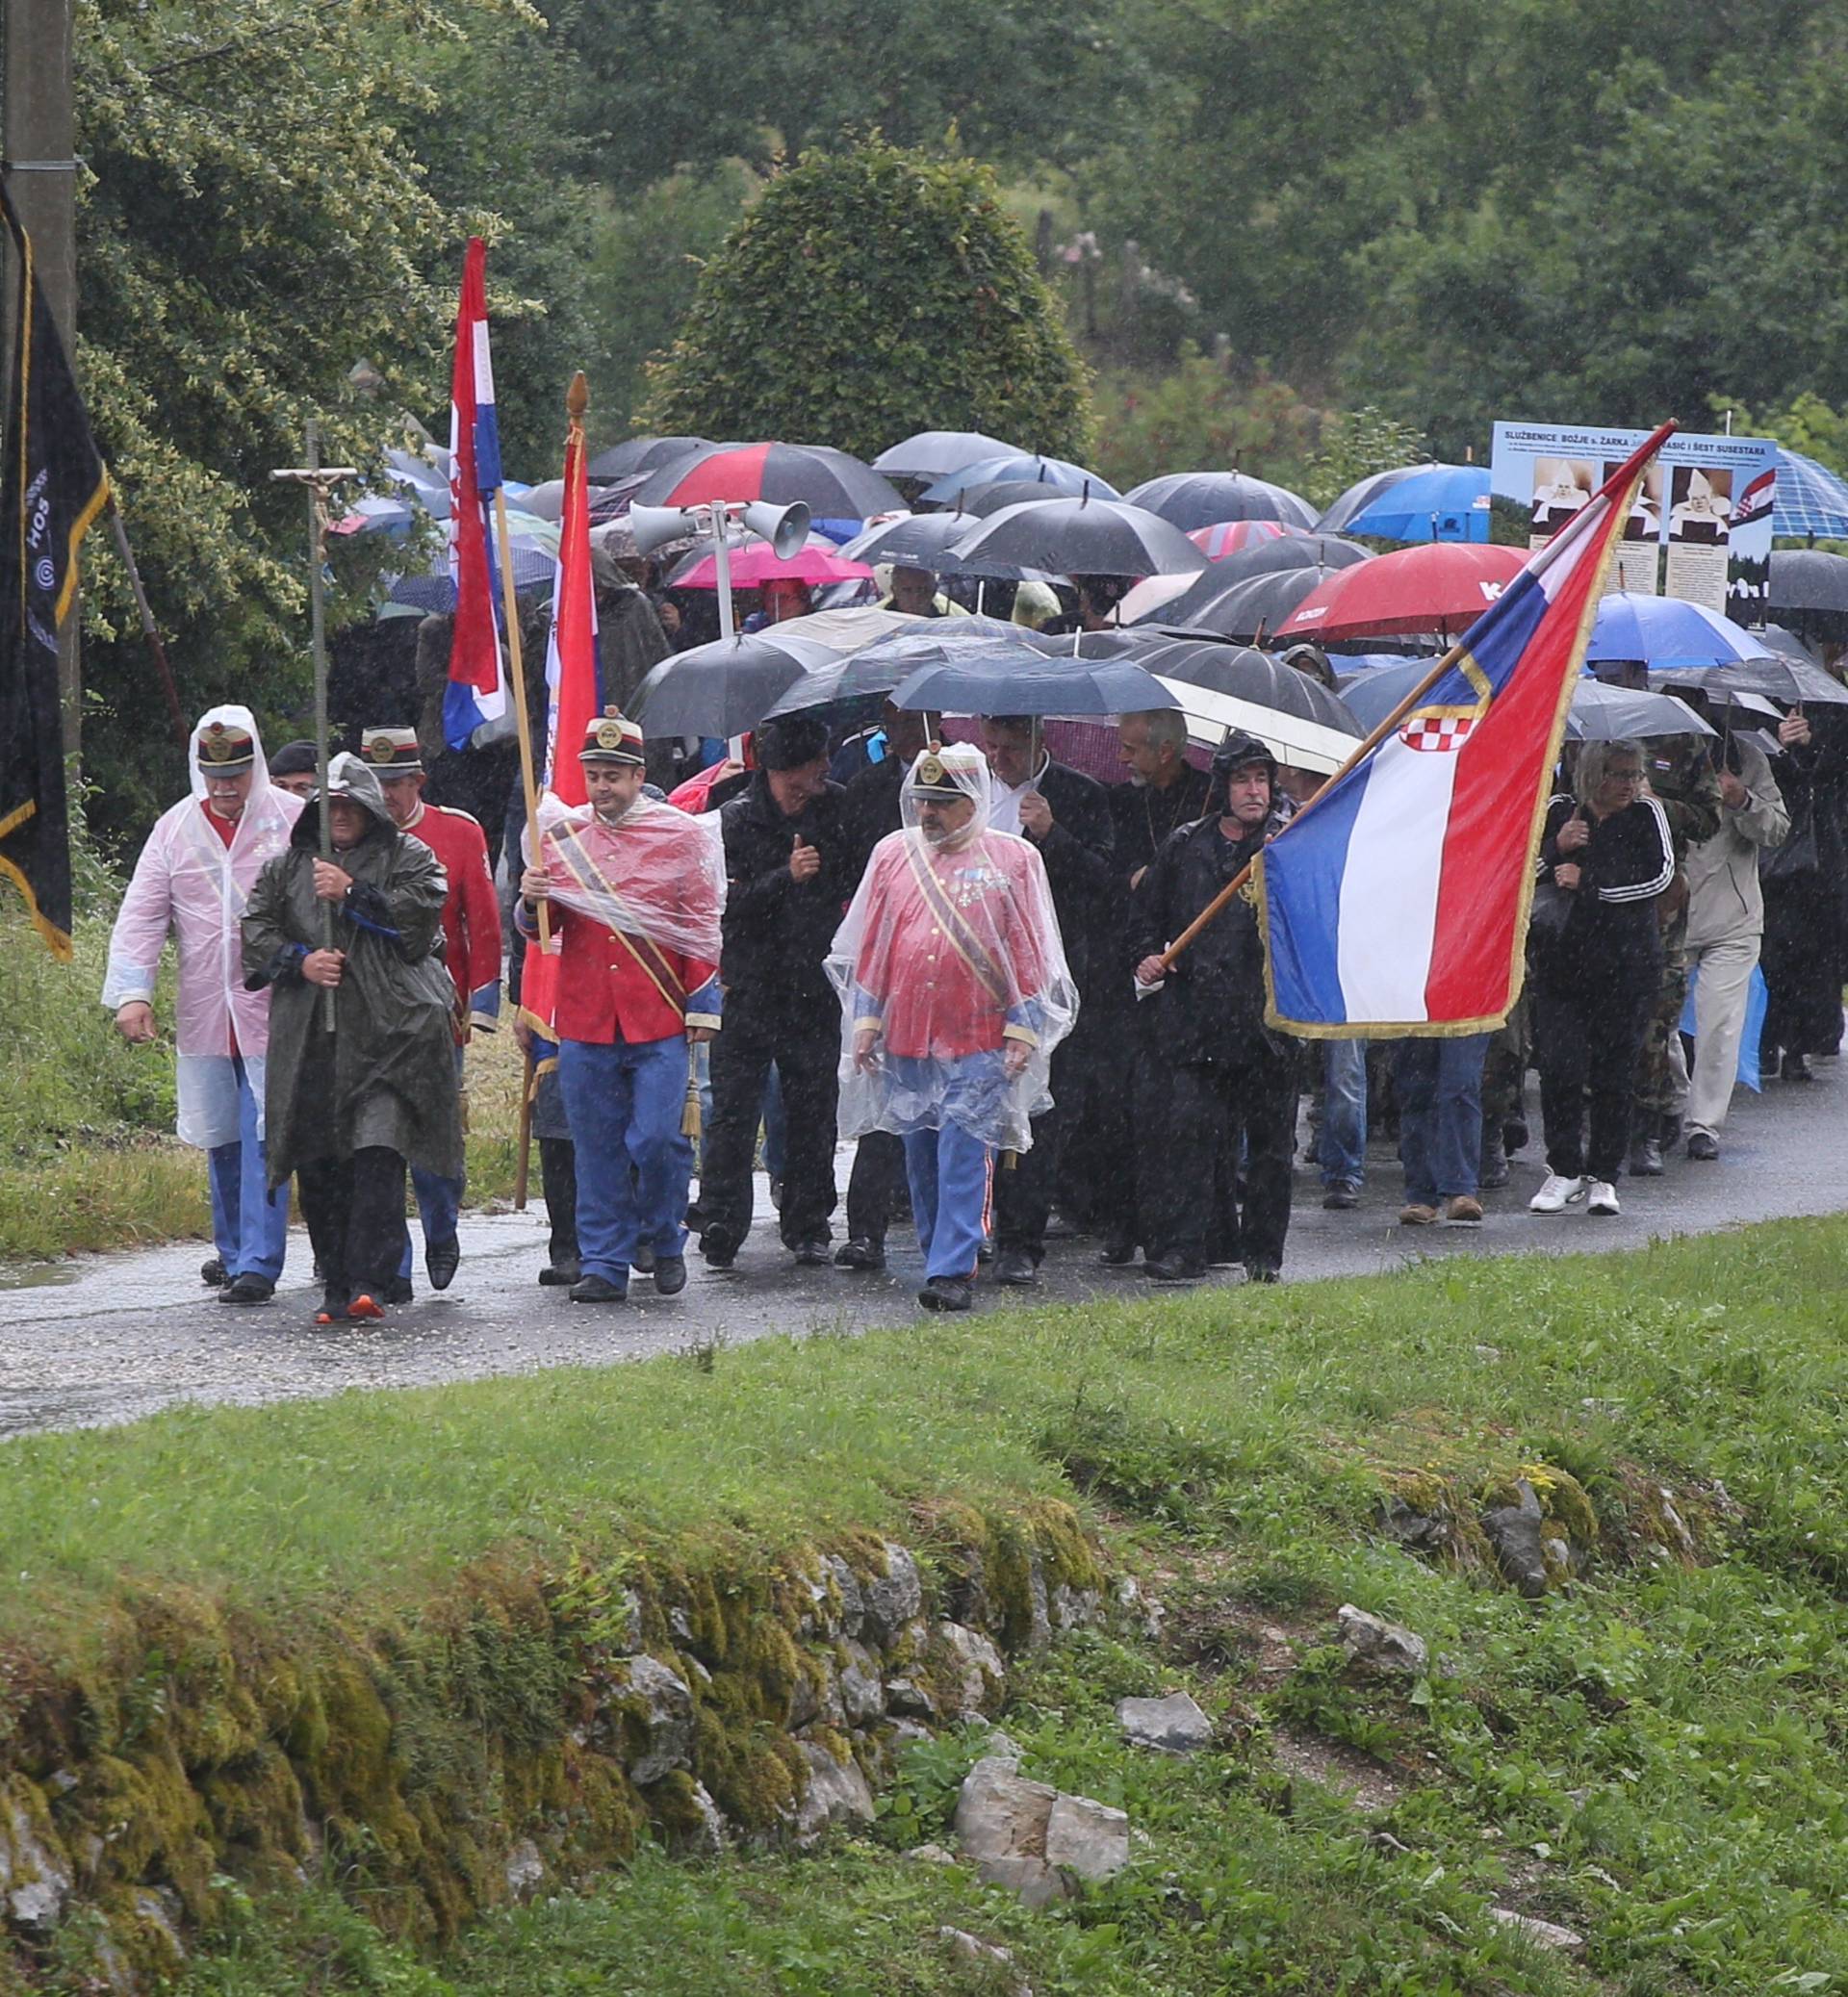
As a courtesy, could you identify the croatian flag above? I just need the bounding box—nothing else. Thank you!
[444,236,508,750]
[541,397,601,806]
[1259,422,1674,1037]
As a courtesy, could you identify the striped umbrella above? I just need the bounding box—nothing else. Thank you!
[1187,519,1304,559]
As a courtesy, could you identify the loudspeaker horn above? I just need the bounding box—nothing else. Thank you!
[629,503,699,557]
[741,499,810,559]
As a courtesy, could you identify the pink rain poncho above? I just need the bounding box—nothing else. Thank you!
[101,706,303,1146]
[523,789,727,964]
[827,744,1077,1153]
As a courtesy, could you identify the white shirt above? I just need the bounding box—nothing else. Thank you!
[987,752,1049,835]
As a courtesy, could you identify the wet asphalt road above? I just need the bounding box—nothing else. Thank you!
[3,1063,1844,1442]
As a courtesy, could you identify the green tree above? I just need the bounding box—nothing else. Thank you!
[643,139,1094,463]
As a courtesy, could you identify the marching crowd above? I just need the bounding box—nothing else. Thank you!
[104,657,1841,1319]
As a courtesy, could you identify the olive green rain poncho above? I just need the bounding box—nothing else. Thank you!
[243,754,465,1191]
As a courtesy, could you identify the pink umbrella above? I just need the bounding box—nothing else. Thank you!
[1187,519,1306,559]
[674,541,875,589]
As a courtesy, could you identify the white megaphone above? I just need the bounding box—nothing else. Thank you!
[628,503,701,558]
[741,499,810,558]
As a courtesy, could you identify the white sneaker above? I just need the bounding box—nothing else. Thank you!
[1528,1172,1590,1214]
[1585,1180,1621,1216]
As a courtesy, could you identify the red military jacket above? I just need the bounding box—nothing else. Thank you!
[530,902,721,1046]
[401,801,501,1031]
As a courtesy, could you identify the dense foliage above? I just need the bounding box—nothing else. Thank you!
[643,141,1095,463]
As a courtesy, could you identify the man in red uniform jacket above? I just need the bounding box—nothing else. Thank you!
[363,726,501,1293]
[518,709,725,1303]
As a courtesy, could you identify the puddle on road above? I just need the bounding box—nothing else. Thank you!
[0,1263,81,1292]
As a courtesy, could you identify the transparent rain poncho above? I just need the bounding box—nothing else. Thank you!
[522,787,727,966]
[101,704,304,1146]
[827,743,1078,1152]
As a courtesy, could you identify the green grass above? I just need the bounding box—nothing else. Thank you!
[13,1218,1848,1992]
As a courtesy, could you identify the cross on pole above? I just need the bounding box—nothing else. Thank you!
[270,422,357,1031]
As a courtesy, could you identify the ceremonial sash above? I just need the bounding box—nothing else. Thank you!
[550,824,689,1016]
[901,837,1013,1009]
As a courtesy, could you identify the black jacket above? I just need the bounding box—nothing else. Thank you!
[1014,757,1114,990]
[718,774,854,1020]
[1533,792,1674,988]
[1127,807,1289,1065]
[840,754,907,883]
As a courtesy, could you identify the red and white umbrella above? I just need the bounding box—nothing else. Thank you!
[630,441,903,519]
[1187,519,1306,559]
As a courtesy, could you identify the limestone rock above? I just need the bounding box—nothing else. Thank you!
[938,1620,1007,1716]
[1044,1794,1130,1882]
[504,1839,545,1900]
[1113,1575,1166,1640]
[686,1781,729,1856]
[836,1639,885,1726]
[1480,1480,1550,1598]
[1051,1582,1102,1631]
[939,1926,1015,1968]
[1024,1555,1053,1651]
[1489,1907,1585,1952]
[1116,1691,1213,1754]
[2,1789,72,1933]
[862,1543,924,1646]
[978,1728,1025,1766]
[789,1740,875,1847]
[908,1842,957,1864]
[822,1554,866,1639]
[1336,1604,1428,1676]
[614,1654,695,1785]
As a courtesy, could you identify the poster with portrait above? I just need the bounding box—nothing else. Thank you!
[1491,422,1777,619]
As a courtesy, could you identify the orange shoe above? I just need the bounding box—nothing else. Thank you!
[346,1293,385,1320]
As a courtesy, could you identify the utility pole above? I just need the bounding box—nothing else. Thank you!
[4,0,82,760]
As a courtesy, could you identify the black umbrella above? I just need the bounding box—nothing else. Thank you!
[838,510,1050,580]
[1338,661,1714,740]
[1756,623,1819,663]
[587,435,714,481]
[1766,550,1848,614]
[1022,627,1152,659]
[1176,566,1344,641]
[890,648,1172,717]
[926,477,1086,519]
[1138,537,1369,626]
[1124,471,1317,531]
[1136,639,1359,730]
[870,429,1021,479]
[631,629,836,738]
[949,498,1210,580]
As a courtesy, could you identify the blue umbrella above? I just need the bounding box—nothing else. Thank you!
[890,646,1170,717]
[1769,448,1848,540]
[385,539,553,613]
[1315,463,1491,543]
[1588,592,1773,670]
[919,453,1120,505]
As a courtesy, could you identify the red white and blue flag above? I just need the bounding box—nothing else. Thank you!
[1258,422,1674,1037]
[445,236,508,750]
[541,406,600,805]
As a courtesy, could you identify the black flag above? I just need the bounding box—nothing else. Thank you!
[0,180,109,960]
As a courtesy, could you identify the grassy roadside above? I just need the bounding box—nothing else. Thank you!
[0,915,525,1263]
[6,1219,1848,1990]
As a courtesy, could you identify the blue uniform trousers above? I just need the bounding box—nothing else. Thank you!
[401,1044,467,1278]
[557,1034,692,1285]
[206,1055,290,1281]
[901,1121,993,1281]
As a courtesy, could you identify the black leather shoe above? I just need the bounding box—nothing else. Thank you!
[1478,1129,1509,1191]
[537,1260,581,1287]
[1322,1183,1359,1211]
[1097,1235,1137,1265]
[200,1256,227,1288]
[380,1274,415,1305]
[700,1227,739,1270]
[569,1273,629,1304]
[632,1242,656,1274]
[653,1253,687,1295]
[1503,1117,1529,1155]
[1244,1260,1281,1285]
[993,1247,1039,1287]
[1784,1052,1814,1083]
[834,1237,886,1271]
[792,1238,832,1267]
[425,1236,460,1292]
[1145,1253,1205,1283]
[217,1273,274,1304]
[1629,1135,1664,1177]
[1686,1130,1720,1162]
[917,1274,973,1312]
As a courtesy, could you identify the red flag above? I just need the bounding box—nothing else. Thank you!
[542,413,600,806]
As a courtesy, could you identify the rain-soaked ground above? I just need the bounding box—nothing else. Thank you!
[2,1063,1843,1442]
